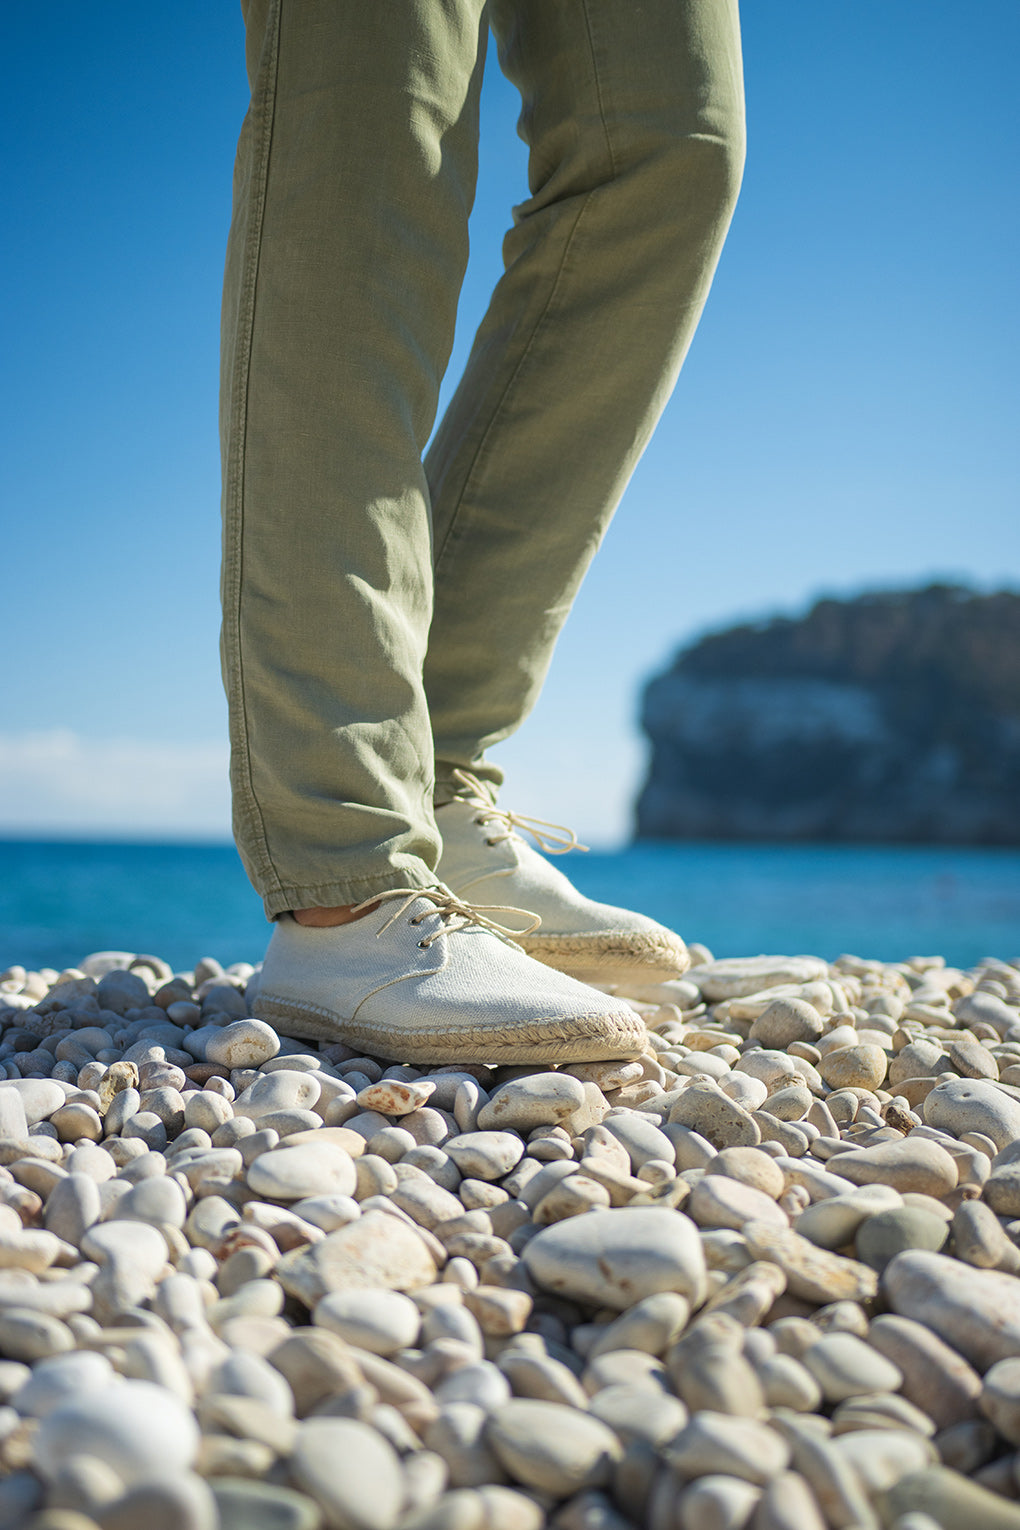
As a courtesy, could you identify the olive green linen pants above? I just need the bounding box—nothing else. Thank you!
[221,0,745,919]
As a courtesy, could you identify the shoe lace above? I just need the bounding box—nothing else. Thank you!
[450,768,588,856]
[350,884,541,949]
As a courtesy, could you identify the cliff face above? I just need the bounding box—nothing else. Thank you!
[635,585,1020,845]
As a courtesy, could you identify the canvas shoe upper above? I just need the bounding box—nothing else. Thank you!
[252,885,648,1067]
[436,771,689,988]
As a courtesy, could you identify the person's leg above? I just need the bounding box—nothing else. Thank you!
[221,0,647,1063]
[425,0,745,985]
[220,0,488,921]
[425,0,745,797]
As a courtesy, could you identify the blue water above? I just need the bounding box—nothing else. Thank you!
[1,839,1017,976]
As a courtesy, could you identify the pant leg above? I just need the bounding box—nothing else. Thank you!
[221,0,488,917]
[425,0,745,801]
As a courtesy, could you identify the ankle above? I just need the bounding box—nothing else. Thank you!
[291,902,380,928]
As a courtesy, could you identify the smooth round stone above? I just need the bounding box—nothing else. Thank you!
[692,957,828,1001]
[445,1132,525,1181]
[687,1174,788,1232]
[209,1350,295,1418]
[274,1208,438,1306]
[43,1172,102,1246]
[586,1381,689,1447]
[981,1162,1020,1217]
[122,1111,168,1151]
[677,1476,764,1530]
[290,1194,361,1233]
[247,1143,357,1201]
[855,1206,948,1271]
[749,998,825,1048]
[830,1138,958,1197]
[832,1428,934,1492]
[212,1479,323,1530]
[116,1174,188,1230]
[884,1250,1020,1371]
[947,1035,1000,1081]
[205,1019,281,1070]
[0,1078,65,1124]
[980,1356,1020,1444]
[868,1314,983,1431]
[523,1207,707,1311]
[96,969,152,1013]
[233,1071,322,1124]
[0,1309,74,1360]
[290,1417,404,1530]
[51,1102,103,1143]
[951,1199,1019,1272]
[800,1333,903,1402]
[666,1411,790,1484]
[92,1472,219,1530]
[668,1084,761,1149]
[601,1113,677,1171]
[879,1465,1020,1530]
[485,1398,623,1497]
[11,1350,115,1417]
[81,1220,168,1277]
[818,1045,888,1092]
[795,1185,902,1251]
[587,1291,691,1360]
[712,1146,787,1200]
[33,1378,199,1485]
[924,1076,1020,1151]
[476,1075,586,1134]
[719,1072,769,1110]
[314,1289,421,1355]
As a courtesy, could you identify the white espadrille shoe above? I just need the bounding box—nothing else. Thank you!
[251,885,647,1067]
[436,772,689,988]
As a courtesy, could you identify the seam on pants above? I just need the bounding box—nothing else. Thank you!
[431,190,593,582]
[225,0,283,896]
[580,0,618,182]
[431,9,617,581]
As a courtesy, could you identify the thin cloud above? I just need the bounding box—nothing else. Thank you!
[0,730,231,837]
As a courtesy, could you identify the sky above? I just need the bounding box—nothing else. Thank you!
[2,1,1017,848]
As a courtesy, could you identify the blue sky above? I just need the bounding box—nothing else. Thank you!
[3,1,1017,846]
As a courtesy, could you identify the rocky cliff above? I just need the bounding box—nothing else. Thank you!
[635,585,1020,845]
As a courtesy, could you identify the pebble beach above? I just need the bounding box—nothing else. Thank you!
[2,946,1020,1530]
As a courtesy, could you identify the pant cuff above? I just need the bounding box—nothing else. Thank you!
[261,859,438,921]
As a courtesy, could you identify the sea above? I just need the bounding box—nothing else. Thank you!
[1,839,1017,977]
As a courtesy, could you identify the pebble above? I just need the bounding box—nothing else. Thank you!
[830,1137,959,1196]
[32,1377,199,1484]
[799,1332,903,1401]
[924,1075,1020,1151]
[276,1208,438,1304]
[485,1398,623,1497]
[0,945,1017,1527]
[884,1248,1020,1371]
[476,1074,586,1133]
[313,1288,421,1354]
[204,1018,281,1069]
[445,1131,524,1180]
[854,1205,949,1271]
[247,1142,357,1201]
[523,1207,707,1309]
[289,1416,404,1529]
[666,1410,790,1483]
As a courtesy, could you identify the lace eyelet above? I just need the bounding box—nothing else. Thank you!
[417,938,430,949]
[485,837,498,846]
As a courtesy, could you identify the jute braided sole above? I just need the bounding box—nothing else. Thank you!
[254,994,648,1066]
[518,929,690,986]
